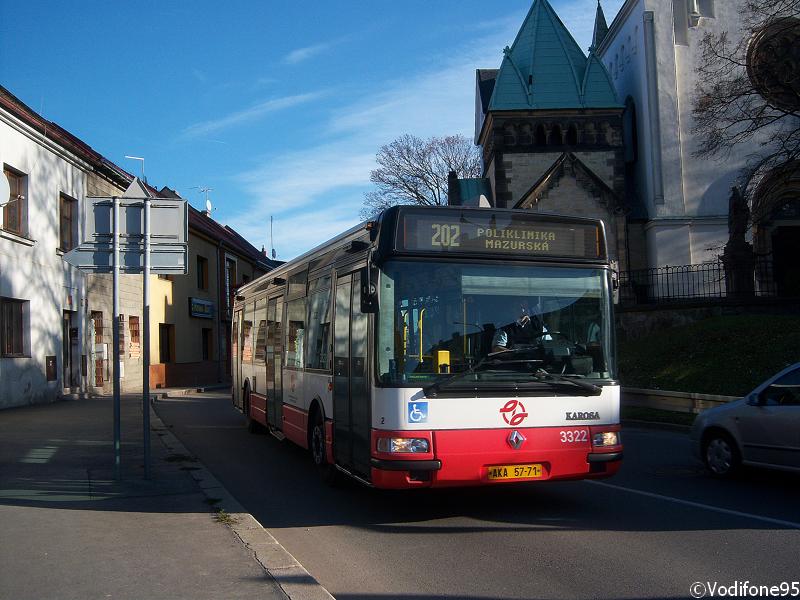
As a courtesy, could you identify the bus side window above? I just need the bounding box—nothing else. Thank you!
[286,298,306,368]
[306,285,332,370]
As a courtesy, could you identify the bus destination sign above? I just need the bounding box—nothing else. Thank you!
[399,211,604,260]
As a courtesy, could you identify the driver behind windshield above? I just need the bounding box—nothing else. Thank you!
[491,301,546,353]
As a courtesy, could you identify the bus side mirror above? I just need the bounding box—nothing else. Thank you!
[360,266,379,313]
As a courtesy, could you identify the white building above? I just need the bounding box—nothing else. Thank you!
[0,86,130,408]
[595,0,780,269]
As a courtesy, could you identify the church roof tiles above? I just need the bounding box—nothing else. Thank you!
[487,0,620,111]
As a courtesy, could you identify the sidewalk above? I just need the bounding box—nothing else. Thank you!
[0,393,294,600]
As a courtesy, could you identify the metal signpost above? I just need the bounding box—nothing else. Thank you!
[64,178,187,479]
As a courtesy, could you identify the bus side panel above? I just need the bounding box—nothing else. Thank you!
[283,404,308,449]
[250,392,268,426]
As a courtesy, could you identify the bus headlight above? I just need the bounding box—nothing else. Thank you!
[592,431,620,447]
[376,437,430,453]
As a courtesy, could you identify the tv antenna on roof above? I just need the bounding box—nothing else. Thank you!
[124,155,146,183]
[190,186,214,215]
[270,216,276,259]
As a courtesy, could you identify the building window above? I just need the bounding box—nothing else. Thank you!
[59,193,77,251]
[129,316,141,358]
[1,298,26,357]
[196,255,209,290]
[159,324,174,363]
[747,17,800,112]
[3,167,27,237]
[202,327,213,361]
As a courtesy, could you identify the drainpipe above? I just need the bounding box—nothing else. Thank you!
[216,239,224,383]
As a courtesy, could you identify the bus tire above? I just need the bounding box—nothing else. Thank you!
[310,408,338,486]
[243,385,260,434]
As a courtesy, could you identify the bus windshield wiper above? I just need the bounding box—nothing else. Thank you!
[424,354,542,397]
[531,369,602,396]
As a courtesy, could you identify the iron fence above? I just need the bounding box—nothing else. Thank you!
[618,256,780,306]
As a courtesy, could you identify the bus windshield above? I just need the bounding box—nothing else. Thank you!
[377,260,614,387]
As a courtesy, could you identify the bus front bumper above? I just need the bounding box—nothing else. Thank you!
[369,426,622,489]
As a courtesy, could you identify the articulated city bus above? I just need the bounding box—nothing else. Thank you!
[232,206,622,488]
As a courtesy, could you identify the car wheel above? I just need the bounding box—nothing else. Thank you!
[311,410,339,486]
[703,432,740,477]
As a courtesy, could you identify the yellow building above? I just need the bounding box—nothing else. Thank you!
[149,190,276,388]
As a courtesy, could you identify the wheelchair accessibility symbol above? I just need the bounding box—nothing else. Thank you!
[408,402,428,424]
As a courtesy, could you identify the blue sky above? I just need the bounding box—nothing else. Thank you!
[0,0,623,259]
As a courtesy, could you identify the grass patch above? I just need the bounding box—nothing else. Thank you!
[621,406,697,427]
[618,314,800,396]
[214,508,239,526]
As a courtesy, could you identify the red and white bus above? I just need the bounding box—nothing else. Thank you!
[232,206,622,488]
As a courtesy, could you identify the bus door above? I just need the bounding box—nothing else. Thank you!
[266,296,284,429]
[333,270,371,476]
[232,308,242,408]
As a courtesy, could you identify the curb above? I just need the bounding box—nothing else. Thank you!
[152,384,231,399]
[150,401,335,600]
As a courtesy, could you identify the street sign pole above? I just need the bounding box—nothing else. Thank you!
[62,178,187,480]
[112,196,121,480]
[143,197,151,479]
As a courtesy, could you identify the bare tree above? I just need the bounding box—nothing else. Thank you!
[360,134,483,219]
[692,0,800,205]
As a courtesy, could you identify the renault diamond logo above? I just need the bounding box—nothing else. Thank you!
[508,430,525,450]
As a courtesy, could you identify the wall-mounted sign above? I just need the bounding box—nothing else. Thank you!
[189,298,214,319]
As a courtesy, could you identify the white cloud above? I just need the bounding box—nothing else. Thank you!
[181,91,326,138]
[283,42,333,65]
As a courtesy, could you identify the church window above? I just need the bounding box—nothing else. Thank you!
[746,17,800,112]
[548,124,563,146]
[534,124,547,146]
[623,97,639,164]
[566,124,578,146]
[519,124,532,145]
[697,0,714,17]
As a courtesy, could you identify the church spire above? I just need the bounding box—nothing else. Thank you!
[590,0,609,52]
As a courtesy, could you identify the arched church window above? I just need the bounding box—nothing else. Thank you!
[697,0,714,17]
[620,46,626,71]
[566,124,578,146]
[519,124,532,145]
[623,97,639,163]
[582,122,596,145]
[503,124,517,146]
[746,17,800,112]
[548,124,563,146]
[534,124,547,146]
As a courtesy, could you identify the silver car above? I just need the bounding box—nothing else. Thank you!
[690,363,800,476]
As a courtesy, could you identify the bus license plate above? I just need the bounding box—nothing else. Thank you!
[487,464,543,480]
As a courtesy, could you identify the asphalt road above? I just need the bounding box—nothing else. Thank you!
[155,392,800,600]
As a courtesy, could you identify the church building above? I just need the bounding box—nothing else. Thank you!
[469,0,799,295]
[473,0,631,271]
